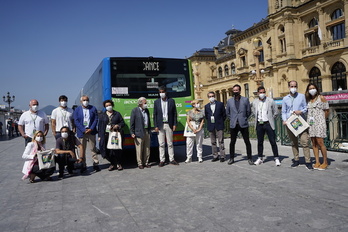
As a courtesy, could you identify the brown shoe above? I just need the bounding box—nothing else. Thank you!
[158,162,165,167]
[313,163,321,170]
[139,165,144,169]
[169,160,179,165]
[318,163,328,170]
[145,164,151,168]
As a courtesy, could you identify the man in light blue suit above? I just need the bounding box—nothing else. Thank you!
[226,84,253,165]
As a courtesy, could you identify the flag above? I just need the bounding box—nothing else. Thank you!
[318,25,322,40]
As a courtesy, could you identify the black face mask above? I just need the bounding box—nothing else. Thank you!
[233,92,240,96]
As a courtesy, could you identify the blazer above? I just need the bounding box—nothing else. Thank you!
[98,110,125,158]
[73,105,99,138]
[130,107,151,139]
[204,101,226,132]
[153,98,177,130]
[252,97,278,130]
[226,96,251,129]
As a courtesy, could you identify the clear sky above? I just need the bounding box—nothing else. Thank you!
[0,0,268,111]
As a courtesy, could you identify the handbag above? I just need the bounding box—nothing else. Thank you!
[286,114,309,137]
[37,149,56,170]
[107,131,122,150]
[184,121,197,137]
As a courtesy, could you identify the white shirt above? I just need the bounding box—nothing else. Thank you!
[139,107,148,128]
[82,107,90,128]
[210,101,216,114]
[51,106,74,131]
[257,99,269,122]
[161,99,168,122]
[18,110,49,138]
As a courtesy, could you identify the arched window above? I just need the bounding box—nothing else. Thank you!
[331,9,345,40]
[331,62,347,91]
[309,67,322,92]
[224,65,229,76]
[307,18,320,47]
[231,63,236,74]
[218,67,223,78]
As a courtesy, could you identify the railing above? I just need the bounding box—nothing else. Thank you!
[205,111,348,153]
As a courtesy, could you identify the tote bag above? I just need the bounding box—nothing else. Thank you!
[286,114,309,137]
[184,121,197,137]
[107,131,122,150]
[37,149,56,170]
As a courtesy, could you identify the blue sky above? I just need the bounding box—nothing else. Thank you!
[0,0,267,110]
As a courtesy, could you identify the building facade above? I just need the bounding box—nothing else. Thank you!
[189,0,348,148]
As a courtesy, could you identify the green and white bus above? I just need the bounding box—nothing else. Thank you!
[75,57,194,149]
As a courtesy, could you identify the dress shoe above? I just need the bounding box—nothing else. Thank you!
[248,159,254,165]
[117,164,123,171]
[211,157,219,162]
[145,164,151,168]
[169,160,179,165]
[228,159,234,165]
[108,165,115,171]
[220,158,225,162]
[158,162,165,167]
[93,165,101,172]
[138,165,144,169]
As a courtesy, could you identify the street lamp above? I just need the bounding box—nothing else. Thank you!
[3,92,15,112]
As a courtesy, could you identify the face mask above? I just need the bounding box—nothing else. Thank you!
[106,106,113,111]
[290,88,297,94]
[233,92,240,96]
[209,97,215,103]
[60,101,67,107]
[31,105,39,112]
[309,89,317,96]
[142,104,148,109]
[35,136,43,142]
[82,101,89,107]
[195,104,200,109]
[61,132,69,139]
[160,93,166,99]
[259,93,266,99]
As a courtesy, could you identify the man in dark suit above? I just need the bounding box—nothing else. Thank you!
[130,97,151,169]
[73,95,100,172]
[205,91,227,162]
[226,84,253,165]
[153,86,178,166]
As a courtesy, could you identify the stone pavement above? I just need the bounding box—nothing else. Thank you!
[0,134,348,232]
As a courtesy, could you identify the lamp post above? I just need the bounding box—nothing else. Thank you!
[3,92,15,113]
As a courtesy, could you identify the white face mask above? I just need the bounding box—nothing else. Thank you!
[195,104,200,109]
[159,93,166,99]
[309,89,317,96]
[209,97,215,103]
[31,105,39,112]
[60,101,67,107]
[106,106,113,112]
[142,104,148,109]
[259,93,266,99]
[82,101,89,107]
[35,136,43,142]
[61,132,69,139]
[290,88,297,94]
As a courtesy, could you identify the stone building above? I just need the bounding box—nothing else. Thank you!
[189,0,348,108]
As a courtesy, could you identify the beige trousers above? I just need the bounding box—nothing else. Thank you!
[286,127,311,163]
[79,133,99,164]
[134,130,150,166]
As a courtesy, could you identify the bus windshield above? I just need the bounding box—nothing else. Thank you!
[110,58,191,99]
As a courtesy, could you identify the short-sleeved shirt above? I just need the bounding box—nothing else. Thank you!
[187,109,205,125]
[18,110,49,138]
[51,107,74,131]
[56,136,81,153]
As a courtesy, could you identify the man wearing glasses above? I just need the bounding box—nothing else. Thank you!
[204,91,227,162]
[282,80,312,170]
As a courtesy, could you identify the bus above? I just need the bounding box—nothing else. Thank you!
[75,57,194,149]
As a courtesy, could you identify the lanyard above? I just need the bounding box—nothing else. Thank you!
[30,113,38,129]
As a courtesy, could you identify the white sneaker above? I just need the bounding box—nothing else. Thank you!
[275,158,281,166]
[185,158,192,163]
[254,158,263,165]
[198,158,203,163]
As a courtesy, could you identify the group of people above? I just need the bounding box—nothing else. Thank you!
[185,81,329,171]
[20,81,330,183]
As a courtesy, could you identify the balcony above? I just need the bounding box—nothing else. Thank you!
[323,39,344,50]
[302,46,319,56]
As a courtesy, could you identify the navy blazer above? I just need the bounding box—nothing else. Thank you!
[73,105,99,138]
[226,96,251,129]
[130,107,151,139]
[204,101,226,132]
[153,98,177,130]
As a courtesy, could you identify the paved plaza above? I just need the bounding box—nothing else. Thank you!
[0,134,348,232]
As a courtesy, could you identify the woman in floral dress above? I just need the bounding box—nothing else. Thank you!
[305,83,330,170]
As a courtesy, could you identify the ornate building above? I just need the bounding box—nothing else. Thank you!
[189,0,348,108]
